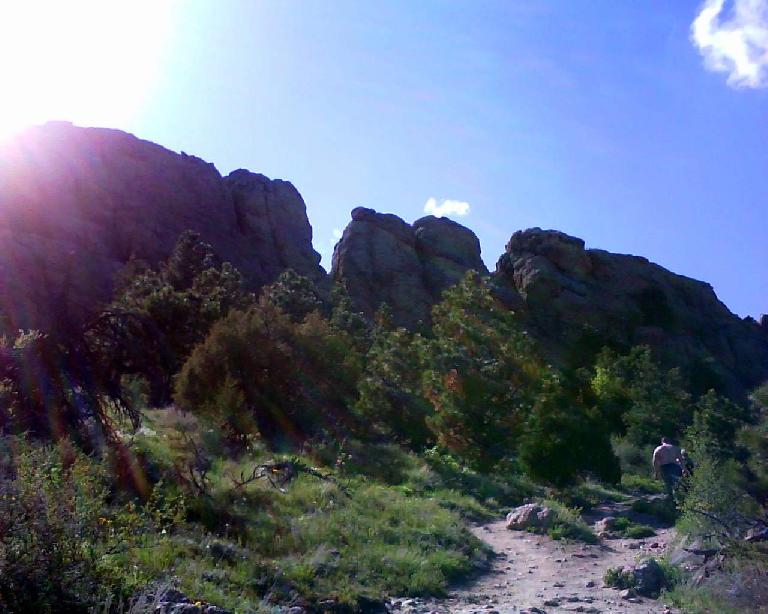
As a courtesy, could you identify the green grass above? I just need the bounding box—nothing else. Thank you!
[604,565,635,590]
[540,498,598,544]
[631,496,678,524]
[611,516,656,538]
[557,480,632,510]
[126,411,493,610]
[620,473,665,495]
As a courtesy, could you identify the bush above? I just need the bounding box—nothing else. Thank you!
[355,327,434,449]
[631,497,678,525]
[604,566,635,590]
[592,346,692,447]
[519,376,620,487]
[541,499,597,543]
[610,516,656,538]
[175,303,361,447]
[422,272,545,471]
[0,438,182,612]
[621,473,664,495]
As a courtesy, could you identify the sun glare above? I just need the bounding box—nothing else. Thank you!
[0,0,177,140]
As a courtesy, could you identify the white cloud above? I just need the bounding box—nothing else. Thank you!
[423,197,471,218]
[330,228,343,244]
[691,0,768,88]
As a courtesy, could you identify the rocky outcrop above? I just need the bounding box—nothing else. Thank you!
[495,228,768,397]
[1,123,765,399]
[331,208,487,327]
[0,122,324,333]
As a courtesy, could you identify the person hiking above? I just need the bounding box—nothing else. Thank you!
[652,436,683,495]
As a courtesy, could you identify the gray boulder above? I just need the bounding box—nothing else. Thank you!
[631,558,666,597]
[505,503,556,530]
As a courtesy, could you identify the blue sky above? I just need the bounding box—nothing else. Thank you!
[2,1,767,317]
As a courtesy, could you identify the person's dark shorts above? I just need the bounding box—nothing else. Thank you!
[660,462,683,492]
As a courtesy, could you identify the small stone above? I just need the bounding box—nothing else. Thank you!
[620,588,637,600]
[544,598,561,606]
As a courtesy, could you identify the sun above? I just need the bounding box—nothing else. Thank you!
[0,0,177,140]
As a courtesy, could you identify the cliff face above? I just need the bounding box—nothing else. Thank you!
[1,123,765,397]
[494,228,768,396]
[330,207,487,328]
[0,122,324,332]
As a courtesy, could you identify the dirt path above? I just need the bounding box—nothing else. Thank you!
[389,499,679,614]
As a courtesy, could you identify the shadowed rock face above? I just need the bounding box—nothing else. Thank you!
[331,207,488,328]
[495,228,768,397]
[0,122,324,333]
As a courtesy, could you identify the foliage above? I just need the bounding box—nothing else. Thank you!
[422,272,544,471]
[592,346,692,446]
[519,375,620,486]
[539,498,598,543]
[88,231,254,405]
[328,283,371,353]
[603,565,636,590]
[355,326,434,449]
[610,516,656,538]
[261,269,325,322]
[0,438,182,613]
[630,496,678,525]
[175,301,362,447]
[0,329,133,440]
[675,452,759,544]
[620,473,664,495]
[686,389,752,461]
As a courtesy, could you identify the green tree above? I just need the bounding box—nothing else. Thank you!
[88,231,254,405]
[592,346,692,446]
[355,326,433,449]
[422,272,545,471]
[519,375,620,486]
[175,301,361,447]
[261,269,325,323]
[685,390,752,461]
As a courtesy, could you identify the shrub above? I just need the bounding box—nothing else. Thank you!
[631,497,678,525]
[604,566,635,590]
[519,376,620,487]
[175,303,361,447]
[355,327,433,449]
[610,517,656,538]
[89,231,254,405]
[592,346,692,446]
[0,438,182,612]
[621,473,664,495]
[541,499,597,543]
[422,272,545,471]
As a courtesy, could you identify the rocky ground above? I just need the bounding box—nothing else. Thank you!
[388,499,679,614]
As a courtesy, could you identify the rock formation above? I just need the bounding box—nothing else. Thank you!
[0,122,324,333]
[331,207,487,328]
[495,228,768,397]
[1,123,765,398]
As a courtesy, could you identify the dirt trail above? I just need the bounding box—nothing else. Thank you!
[390,498,679,614]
